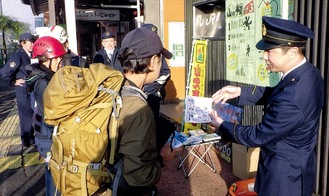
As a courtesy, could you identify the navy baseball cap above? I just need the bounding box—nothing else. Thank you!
[121,28,172,60]
[19,33,36,42]
[142,23,158,33]
[101,32,115,39]
[256,16,314,50]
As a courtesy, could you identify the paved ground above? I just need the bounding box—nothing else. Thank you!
[0,79,46,196]
[0,77,240,196]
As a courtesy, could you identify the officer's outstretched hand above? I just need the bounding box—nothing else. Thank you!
[212,85,241,104]
[208,109,223,129]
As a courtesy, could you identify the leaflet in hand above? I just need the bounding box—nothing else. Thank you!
[213,100,243,124]
[184,95,243,124]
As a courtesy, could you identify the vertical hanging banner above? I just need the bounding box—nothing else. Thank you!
[225,0,294,87]
[182,39,208,133]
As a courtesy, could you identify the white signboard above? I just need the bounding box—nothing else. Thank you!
[169,22,185,66]
[76,9,120,21]
[194,6,225,39]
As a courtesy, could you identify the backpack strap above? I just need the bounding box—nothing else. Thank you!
[98,86,122,118]
[98,86,123,165]
[121,85,148,102]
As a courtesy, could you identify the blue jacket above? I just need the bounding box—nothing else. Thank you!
[93,47,122,72]
[143,57,171,97]
[25,63,54,158]
[0,48,31,83]
[219,61,324,196]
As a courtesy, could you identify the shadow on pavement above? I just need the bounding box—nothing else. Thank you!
[0,79,15,124]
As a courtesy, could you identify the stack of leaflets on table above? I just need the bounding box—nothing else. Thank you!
[170,131,189,148]
[170,131,202,147]
[188,129,207,137]
[202,133,221,142]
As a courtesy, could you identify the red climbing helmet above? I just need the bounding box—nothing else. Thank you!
[32,36,66,59]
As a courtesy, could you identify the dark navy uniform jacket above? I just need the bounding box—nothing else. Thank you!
[219,61,324,196]
[143,57,170,96]
[0,47,34,147]
[93,47,122,72]
[0,48,31,83]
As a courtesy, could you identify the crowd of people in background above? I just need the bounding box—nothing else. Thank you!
[0,23,173,196]
[0,16,324,196]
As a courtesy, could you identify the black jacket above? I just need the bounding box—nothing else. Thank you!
[93,47,123,72]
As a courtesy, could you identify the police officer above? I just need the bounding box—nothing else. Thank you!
[141,23,171,119]
[209,16,323,196]
[93,32,122,71]
[0,33,36,147]
[141,24,176,154]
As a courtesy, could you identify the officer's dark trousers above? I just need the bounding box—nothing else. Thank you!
[147,94,161,119]
[15,86,34,147]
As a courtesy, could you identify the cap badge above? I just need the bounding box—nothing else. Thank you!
[9,62,16,68]
[262,24,267,36]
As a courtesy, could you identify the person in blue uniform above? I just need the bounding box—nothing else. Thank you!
[141,24,171,119]
[141,24,176,154]
[93,32,122,71]
[0,33,36,147]
[209,16,324,196]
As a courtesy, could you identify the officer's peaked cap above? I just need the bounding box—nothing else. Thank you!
[19,33,36,42]
[141,23,158,33]
[256,16,314,50]
[101,32,115,40]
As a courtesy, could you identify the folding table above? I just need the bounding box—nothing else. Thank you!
[177,139,220,178]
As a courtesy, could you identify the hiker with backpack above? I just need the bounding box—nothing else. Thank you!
[25,36,66,196]
[38,27,172,196]
[113,27,173,195]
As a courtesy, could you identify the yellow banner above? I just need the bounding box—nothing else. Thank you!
[182,39,208,133]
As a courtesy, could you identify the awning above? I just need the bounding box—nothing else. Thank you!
[21,0,48,16]
[22,0,143,16]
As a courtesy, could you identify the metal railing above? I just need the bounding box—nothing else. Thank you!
[0,47,18,68]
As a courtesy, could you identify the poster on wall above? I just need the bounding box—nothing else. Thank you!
[225,0,294,87]
[169,22,185,66]
[181,39,208,133]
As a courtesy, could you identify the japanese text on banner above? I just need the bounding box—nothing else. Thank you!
[183,39,208,133]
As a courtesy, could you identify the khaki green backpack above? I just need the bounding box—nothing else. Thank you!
[43,63,124,195]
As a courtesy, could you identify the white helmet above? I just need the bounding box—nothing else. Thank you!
[49,25,68,44]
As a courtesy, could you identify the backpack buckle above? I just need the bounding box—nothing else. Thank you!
[88,163,101,170]
[70,165,79,173]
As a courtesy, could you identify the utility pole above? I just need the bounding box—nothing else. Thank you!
[0,0,7,66]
